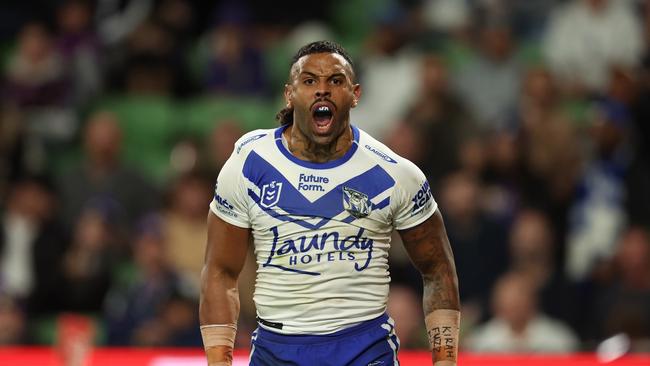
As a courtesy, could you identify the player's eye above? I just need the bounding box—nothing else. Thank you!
[330,78,342,85]
[304,78,316,85]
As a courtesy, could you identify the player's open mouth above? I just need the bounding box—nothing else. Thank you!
[311,103,334,133]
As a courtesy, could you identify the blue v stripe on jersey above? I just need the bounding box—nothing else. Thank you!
[242,151,395,228]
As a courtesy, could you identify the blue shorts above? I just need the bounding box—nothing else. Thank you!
[249,313,400,366]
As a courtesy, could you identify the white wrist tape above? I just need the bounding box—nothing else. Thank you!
[425,309,460,365]
[200,324,237,349]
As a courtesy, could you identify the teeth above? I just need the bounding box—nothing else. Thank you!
[317,106,330,112]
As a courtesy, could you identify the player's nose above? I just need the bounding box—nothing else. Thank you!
[315,86,331,98]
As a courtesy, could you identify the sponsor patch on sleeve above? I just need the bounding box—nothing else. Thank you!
[411,180,433,216]
[213,183,238,218]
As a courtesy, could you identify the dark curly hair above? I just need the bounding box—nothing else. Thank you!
[276,41,355,126]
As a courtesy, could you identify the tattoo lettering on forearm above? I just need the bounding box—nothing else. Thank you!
[443,326,456,359]
[428,328,457,363]
[430,326,441,352]
[428,326,457,360]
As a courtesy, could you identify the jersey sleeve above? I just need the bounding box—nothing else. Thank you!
[209,149,251,228]
[392,161,438,230]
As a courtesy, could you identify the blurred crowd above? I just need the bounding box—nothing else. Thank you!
[1,0,650,354]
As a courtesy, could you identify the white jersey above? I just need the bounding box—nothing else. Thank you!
[210,125,437,335]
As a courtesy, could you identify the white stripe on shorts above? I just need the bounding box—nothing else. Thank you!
[381,320,399,365]
[249,329,258,363]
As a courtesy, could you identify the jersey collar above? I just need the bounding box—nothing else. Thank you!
[274,124,360,170]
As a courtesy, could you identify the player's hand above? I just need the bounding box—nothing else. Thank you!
[206,345,233,366]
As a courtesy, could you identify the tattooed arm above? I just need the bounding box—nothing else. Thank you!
[398,209,460,366]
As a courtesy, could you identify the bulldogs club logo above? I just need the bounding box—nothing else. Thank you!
[343,186,371,218]
[260,181,283,208]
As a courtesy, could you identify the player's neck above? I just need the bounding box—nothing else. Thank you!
[284,124,353,163]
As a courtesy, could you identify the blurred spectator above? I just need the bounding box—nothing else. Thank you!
[154,0,195,45]
[0,106,26,198]
[384,119,425,166]
[605,65,648,227]
[55,0,103,105]
[589,226,650,352]
[104,214,192,345]
[439,171,509,321]
[0,294,26,344]
[387,284,428,349]
[607,66,638,109]
[508,209,578,328]
[422,0,471,34]
[96,0,154,46]
[4,22,69,107]
[515,67,582,206]
[467,271,579,353]
[198,4,268,97]
[56,111,158,232]
[504,0,563,41]
[124,17,173,63]
[205,119,245,176]
[506,67,582,252]
[543,0,643,94]
[0,176,68,315]
[169,138,201,176]
[130,292,201,347]
[453,21,522,131]
[480,130,521,222]
[119,20,178,96]
[628,44,650,226]
[417,0,475,73]
[393,55,478,187]
[264,21,336,89]
[3,22,77,161]
[352,7,421,139]
[284,21,336,59]
[150,0,196,96]
[162,173,213,290]
[62,203,118,312]
[447,0,563,42]
[565,101,629,281]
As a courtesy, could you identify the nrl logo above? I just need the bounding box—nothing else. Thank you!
[343,186,371,218]
[260,181,283,208]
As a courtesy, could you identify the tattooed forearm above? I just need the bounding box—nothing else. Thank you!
[399,210,460,312]
[399,210,460,364]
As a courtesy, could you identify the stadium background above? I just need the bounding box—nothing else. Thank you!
[1,0,650,365]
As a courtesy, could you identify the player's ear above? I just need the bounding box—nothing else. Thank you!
[284,84,292,108]
[352,84,361,108]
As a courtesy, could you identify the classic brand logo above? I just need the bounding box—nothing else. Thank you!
[364,144,397,163]
[343,186,371,218]
[236,133,266,154]
[260,181,282,208]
